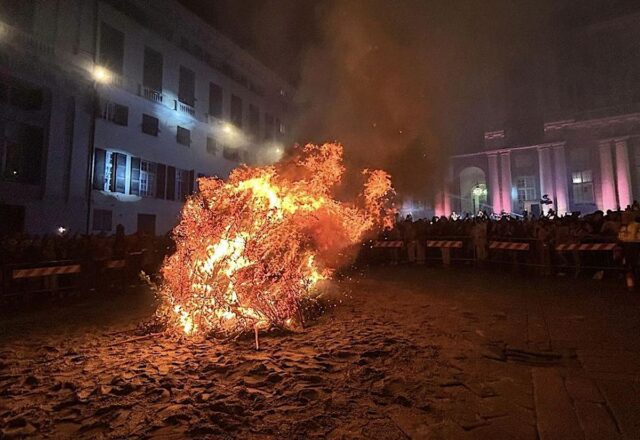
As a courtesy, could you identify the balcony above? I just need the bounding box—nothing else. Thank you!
[175,100,195,117]
[0,20,55,60]
[138,85,164,104]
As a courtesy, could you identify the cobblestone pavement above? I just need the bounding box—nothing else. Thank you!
[0,267,639,439]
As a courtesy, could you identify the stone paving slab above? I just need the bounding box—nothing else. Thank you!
[598,379,640,439]
[574,400,621,440]
[532,368,583,440]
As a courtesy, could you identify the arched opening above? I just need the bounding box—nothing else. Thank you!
[459,167,487,215]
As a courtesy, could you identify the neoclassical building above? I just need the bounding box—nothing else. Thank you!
[437,7,640,218]
[438,111,640,217]
[0,0,293,235]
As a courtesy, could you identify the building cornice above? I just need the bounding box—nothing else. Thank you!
[545,112,640,132]
[451,142,566,160]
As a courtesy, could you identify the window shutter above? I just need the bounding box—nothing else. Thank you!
[115,153,127,193]
[93,148,106,190]
[130,157,141,195]
[180,170,189,200]
[188,169,195,195]
[156,164,166,199]
[166,166,176,200]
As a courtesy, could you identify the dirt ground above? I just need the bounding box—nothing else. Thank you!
[1,267,639,439]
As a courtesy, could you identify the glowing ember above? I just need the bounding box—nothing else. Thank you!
[158,143,394,336]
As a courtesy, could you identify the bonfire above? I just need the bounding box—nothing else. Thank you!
[157,143,394,337]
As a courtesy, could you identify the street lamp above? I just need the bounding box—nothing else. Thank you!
[222,122,234,135]
[92,66,111,84]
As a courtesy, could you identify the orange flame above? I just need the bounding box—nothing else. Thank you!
[158,143,393,336]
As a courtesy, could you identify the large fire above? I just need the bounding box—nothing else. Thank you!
[157,143,394,336]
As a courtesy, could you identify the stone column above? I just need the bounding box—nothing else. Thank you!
[615,138,633,209]
[538,146,555,214]
[500,151,512,213]
[599,141,617,211]
[487,153,501,214]
[552,144,569,215]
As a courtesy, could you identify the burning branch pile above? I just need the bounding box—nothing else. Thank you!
[158,143,394,336]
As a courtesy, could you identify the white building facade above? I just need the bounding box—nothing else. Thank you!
[438,111,640,218]
[0,0,293,236]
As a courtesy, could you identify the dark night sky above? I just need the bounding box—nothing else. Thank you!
[179,0,640,198]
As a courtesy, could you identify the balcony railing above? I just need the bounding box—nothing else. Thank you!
[0,20,55,60]
[138,85,164,104]
[175,100,195,117]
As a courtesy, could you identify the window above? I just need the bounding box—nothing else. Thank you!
[264,113,274,140]
[230,94,242,127]
[92,149,126,193]
[176,169,186,201]
[130,158,156,197]
[572,170,594,204]
[143,47,163,92]
[98,22,124,74]
[140,161,156,197]
[177,126,191,146]
[178,66,195,106]
[110,152,127,193]
[101,101,128,126]
[249,104,260,137]
[223,146,240,162]
[141,114,159,136]
[166,166,176,200]
[1,122,43,184]
[92,209,113,232]
[173,168,193,201]
[209,83,223,118]
[206,136,218,155]
[516,176,537,210]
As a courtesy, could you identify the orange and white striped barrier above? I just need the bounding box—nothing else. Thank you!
[12,264,81,279]
[426,240,463,248]
[105,259,126,269]
[372,241,403,248]
[489,241,530,251]
[555,243,617,251]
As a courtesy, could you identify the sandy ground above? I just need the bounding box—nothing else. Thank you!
[1,267,639,439]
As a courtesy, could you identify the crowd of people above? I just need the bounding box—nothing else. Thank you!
[375,203,640,280]
[0,226,173,271]
[3,204,640,296]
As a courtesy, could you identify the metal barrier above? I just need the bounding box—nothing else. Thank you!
[486,239,538,273]
[489,241,530,251]
[426,240,463,248]
[363,234,626,282]
[425,237,473,266]
[1,251,148,300]
[2,260,84,298]
[371,241,403,248]
[555,243,617,251]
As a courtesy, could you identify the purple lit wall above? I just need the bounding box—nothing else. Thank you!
[615,139,633,209]
[599,142,617,211]
[488,154,501,213]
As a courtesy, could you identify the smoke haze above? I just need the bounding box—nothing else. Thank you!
[181,0,584,200]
